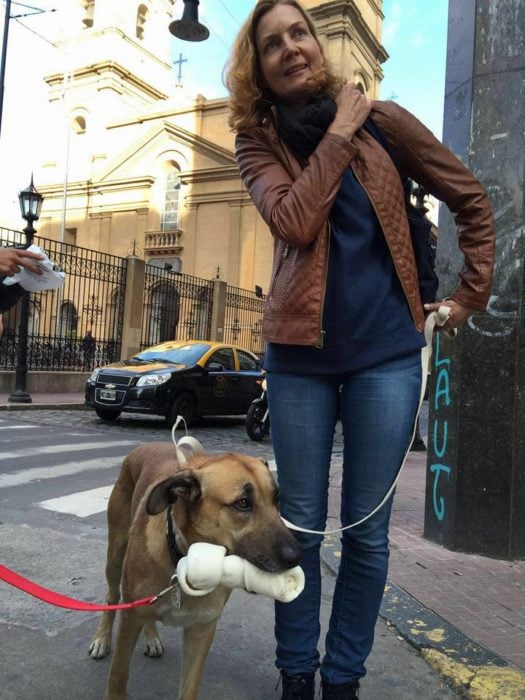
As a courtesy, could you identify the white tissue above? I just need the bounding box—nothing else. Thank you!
[2,244,65,292]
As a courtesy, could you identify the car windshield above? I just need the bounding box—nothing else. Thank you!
[131,343,211,366]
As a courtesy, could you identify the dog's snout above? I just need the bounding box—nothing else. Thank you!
[277,539,302,569]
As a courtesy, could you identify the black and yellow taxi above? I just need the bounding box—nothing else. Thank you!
[85,340,263,426]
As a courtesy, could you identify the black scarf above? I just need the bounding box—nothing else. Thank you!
[275,94,337,160]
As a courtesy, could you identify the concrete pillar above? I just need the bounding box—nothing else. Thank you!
[209,279,227,342]
[424,0,525,559]
[120,256,145,360]
[227,204,242,287]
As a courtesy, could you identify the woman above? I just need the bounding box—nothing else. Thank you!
[226,2,495,698]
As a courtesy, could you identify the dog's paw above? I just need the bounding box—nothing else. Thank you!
[143,636,164,658]
[89,637,111,659]
[142,622,164,657]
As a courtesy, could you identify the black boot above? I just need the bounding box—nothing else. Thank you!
[321,679,360,699]
[280,671,315,699]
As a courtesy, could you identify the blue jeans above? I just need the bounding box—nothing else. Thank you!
[266,352,421,685]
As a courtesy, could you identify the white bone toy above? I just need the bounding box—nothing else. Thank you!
[176,543,305,603]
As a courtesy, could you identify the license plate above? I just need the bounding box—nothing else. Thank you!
[100,389,116,400]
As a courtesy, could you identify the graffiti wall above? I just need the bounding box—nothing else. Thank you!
[424,0,525,558]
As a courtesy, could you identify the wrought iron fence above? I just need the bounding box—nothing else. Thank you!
[0,229,127,371]
[0,226,267,371]
[224,284,266,358]
[141,265,214,348]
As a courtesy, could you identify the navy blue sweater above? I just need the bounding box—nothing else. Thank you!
[263,168,424,374]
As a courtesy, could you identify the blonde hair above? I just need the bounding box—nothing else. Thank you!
[224,0,344,132]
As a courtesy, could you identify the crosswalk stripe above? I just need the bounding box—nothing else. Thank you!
[37,485,113,518]
[0,455,127,488]
[0,440,137,461]
[0,425,34,430]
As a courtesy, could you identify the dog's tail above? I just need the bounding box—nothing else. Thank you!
[106,454,136,552]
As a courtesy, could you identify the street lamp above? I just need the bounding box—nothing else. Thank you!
[8,176,44,404]
[169,0,209,42]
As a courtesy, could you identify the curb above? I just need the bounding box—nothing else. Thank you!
[0,403,86,411]
[320,535,525,699]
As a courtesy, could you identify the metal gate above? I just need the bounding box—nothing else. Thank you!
[224,284,266,358]
[141,265,213,348]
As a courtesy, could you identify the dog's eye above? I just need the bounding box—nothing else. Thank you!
[233,498,252,512]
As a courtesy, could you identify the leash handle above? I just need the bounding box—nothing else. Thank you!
[281,305,454,536]
[0,563,156,611]
[171,415,206,464]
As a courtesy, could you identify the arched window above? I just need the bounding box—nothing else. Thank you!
[106,288,121,342]
[59,301,78,337]
[72,115,86,134]
[353,72,369,95]
[136,4,149,39]
[82,0,94,28]
[149,281,179,345]
[161,168,181,231]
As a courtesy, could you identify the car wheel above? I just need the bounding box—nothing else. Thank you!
[95,407,122,421]
[245,402,269,441]
[168,392,194,428]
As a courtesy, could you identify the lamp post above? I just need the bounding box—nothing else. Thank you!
[0,0,12,137]
[8,176,44,404]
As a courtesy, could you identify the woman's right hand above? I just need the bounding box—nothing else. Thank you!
[327,82,372,141]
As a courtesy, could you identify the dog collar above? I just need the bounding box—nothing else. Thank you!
[166,508,186,569]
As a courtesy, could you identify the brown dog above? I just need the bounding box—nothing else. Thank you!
[89,442,301,700]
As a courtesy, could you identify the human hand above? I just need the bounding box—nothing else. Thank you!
[423,300,473,332]
[0,247,44,276]
[327,82,372,141]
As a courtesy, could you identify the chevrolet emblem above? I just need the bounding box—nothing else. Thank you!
[104,383,116,389]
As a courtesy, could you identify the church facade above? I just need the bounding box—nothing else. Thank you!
[36,0,387,295]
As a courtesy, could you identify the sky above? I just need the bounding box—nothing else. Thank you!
[169,0,449,138]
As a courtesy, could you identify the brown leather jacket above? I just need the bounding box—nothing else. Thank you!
[235,100,495,346]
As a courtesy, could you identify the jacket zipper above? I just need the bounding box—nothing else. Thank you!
[351,166,419,329]
[268,243,290,299]
[315,220,331,348]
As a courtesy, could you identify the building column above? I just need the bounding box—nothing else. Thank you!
[424,0,525,558]
[227,204,242,287]
[209,279,227,342]
[120,256,145,360]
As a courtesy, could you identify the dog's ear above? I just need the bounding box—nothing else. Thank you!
[146,470,202,515]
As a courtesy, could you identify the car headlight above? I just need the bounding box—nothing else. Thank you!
[136,373,172,386]
[88,369,100,383]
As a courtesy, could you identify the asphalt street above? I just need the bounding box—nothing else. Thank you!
[0,408,458,699]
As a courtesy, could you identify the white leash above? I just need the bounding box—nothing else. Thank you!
[280,305,455,536]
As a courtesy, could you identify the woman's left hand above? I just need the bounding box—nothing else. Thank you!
[423,300,474,332]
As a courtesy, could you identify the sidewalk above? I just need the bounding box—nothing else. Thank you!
[0,392,85,409]
[324,446,525,697]
[3,392,525,697]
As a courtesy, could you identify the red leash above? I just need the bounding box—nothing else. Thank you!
[0,563,157,611]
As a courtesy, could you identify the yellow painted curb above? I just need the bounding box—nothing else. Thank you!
[422,649,525,699]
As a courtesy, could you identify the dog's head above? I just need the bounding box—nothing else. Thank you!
[146,453,301,573]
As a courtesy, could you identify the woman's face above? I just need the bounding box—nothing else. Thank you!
[255,4,324,109]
